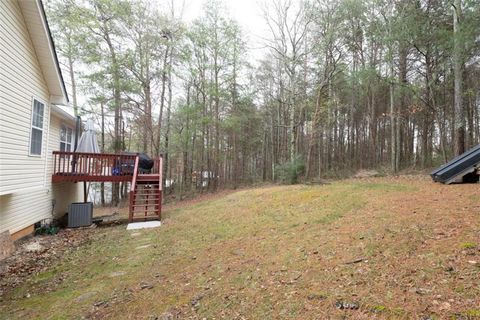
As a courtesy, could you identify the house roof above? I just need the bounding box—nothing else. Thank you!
[18,0,69,105]
[51,104,77,123]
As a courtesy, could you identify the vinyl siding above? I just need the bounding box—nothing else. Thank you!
[0,0,80,234]
[0,113,81,234]
[0,0,50,194]
[49,115,81,216]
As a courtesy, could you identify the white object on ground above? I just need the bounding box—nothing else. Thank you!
[126,221,161,230]
[24,241,44,252]
[135,244,151,250]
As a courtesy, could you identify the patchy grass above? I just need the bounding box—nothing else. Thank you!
[460,242,477,249]
[0,176,479,319]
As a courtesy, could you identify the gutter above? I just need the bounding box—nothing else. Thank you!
[51,104,76,123]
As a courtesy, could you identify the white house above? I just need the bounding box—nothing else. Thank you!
[0,0,81,240]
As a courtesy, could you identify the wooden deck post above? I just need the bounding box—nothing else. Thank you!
[158,157,163,220]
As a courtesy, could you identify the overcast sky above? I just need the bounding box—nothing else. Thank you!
[177,0,270,60]
[59,0,272,117]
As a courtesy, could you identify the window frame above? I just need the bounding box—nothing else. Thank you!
[28,98,46,157]
[59,124,73,153]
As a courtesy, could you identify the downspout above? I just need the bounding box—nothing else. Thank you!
[72,116,86,202]
[72,115,81,172]
[43,103,52,188]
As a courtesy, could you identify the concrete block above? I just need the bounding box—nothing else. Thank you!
[0,231,15,261]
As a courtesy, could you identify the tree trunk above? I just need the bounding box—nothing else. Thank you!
[100,102,105,207]
[453,0,465,156]
[389,51,396,172]
[157,45,170,155]
[164,48,173,189]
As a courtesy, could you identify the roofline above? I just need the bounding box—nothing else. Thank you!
[51,104,77,123]
[37,0,69,104]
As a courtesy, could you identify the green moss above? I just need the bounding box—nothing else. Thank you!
[460,242,477,249]
[464,309,480,317]
[372,305,386,313]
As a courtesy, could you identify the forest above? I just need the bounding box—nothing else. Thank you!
[45,0,480,203]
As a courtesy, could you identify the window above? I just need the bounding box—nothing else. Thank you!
[60,125,73,152]
[29,99,45,156]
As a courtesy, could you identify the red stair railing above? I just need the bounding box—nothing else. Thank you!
[128,155,140,222]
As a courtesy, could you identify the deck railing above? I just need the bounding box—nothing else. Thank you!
[52,151,138,182]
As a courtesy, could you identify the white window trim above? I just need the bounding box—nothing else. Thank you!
[28,97,47,157]
[60,124,73,152]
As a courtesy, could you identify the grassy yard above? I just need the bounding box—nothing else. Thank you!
[1,176,479,319]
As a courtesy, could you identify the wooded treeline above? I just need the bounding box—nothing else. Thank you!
[46,0,480,202]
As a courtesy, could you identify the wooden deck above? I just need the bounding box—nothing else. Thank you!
[52,151,137,182]
[52,151,163,222]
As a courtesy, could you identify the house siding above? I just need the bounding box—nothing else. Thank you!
[0,0,50,194]
[0,0,80,235]
[49,115,82,217]
[0,113,81,234]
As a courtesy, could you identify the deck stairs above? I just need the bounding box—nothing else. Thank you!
[129,158,163,222]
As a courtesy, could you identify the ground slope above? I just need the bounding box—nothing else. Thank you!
[0,177,479,319]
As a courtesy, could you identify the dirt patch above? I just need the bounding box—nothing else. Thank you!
[353,169,381,178]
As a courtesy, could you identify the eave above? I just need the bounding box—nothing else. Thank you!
[18,0,69,105]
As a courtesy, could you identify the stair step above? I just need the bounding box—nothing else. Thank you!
[131,212,159,215]
[138,174,160,178]
[131,217,160,222]
[131,211,159,214]
[131,212,159,214]
[128,159,163,222]
[137,175,160,181]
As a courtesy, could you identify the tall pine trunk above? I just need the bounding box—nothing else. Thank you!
[453,0,465,155]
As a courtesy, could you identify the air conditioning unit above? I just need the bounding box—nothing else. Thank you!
[68,202,93,228]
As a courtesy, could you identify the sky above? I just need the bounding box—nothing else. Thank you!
[58,0,273,118]
[176,0,270,60]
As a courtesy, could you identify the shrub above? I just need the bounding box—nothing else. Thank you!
[276,156,305,184]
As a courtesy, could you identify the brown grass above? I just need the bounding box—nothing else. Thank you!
[0,176,479,319]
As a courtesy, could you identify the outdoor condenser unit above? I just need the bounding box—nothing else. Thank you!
[68,202,93,228]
